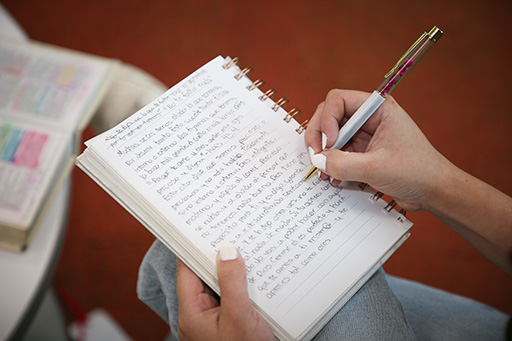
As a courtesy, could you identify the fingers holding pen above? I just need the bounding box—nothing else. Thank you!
[320,89,384,142]
[306,89,381,181]
[310,148,374,184]
[306,90,382,154]
[305,90,348,152]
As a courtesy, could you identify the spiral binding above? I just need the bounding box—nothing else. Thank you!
[259,88,276,101]
[384,200,397,212]
[235,67,253,80]
[296,119,309,134]
[223,57,407,223]
[272,97,289,112]
[247,79,264,91]
[371,191,384,202]
[361,182,407,222]
[222,56,239,70]
[285,108,301,123]
[223,57,305,136]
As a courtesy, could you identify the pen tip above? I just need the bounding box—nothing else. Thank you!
[304,166,318,180]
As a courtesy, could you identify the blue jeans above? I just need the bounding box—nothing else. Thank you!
[137,240,509,340]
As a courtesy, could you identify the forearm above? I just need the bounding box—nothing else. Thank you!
[425,161,512,275]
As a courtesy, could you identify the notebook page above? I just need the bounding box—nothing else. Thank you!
[82,56,412,340]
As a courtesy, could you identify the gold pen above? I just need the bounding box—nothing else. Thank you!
[305,26,443,180]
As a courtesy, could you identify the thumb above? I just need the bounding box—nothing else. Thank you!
[322,149,376,183]
[216,243,253,313]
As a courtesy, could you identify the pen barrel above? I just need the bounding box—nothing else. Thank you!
[377,33,437,97]
[331,91,385,150]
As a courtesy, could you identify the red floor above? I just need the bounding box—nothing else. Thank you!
[4,1,512,339]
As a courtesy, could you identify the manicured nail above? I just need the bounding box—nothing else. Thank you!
[219,242,238,261]
[322,133,327,150]
[311,153,327,172]
[308,146,315,161]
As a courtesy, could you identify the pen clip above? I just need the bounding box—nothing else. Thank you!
[384,26,443,79]
[384,32,427,79]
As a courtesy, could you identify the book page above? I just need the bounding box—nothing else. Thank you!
[81,56,412,340]
[0,119,69,228]
[0,39,113,131]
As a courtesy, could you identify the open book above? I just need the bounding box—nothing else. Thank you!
[76,56,412,340]
[0,38,117,251]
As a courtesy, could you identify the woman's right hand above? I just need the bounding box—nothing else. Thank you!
[304,89,452,212]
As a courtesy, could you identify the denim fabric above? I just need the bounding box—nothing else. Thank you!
[137,240,179,331]
[386,275,509,340]
[137,240,509,340]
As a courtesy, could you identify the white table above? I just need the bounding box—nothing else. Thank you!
[0,179,70,340]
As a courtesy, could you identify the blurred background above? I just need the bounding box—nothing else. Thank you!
[3,0,511,339]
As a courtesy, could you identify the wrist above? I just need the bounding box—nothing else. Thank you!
[420,154,462,214]
[422,155,491,228]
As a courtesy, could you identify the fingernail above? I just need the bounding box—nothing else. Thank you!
[308,146,315,161]
[219,242,238,261]
[322,133,327,150]
[311,153,327,172]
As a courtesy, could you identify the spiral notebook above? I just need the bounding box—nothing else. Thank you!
[76,56,413,341]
